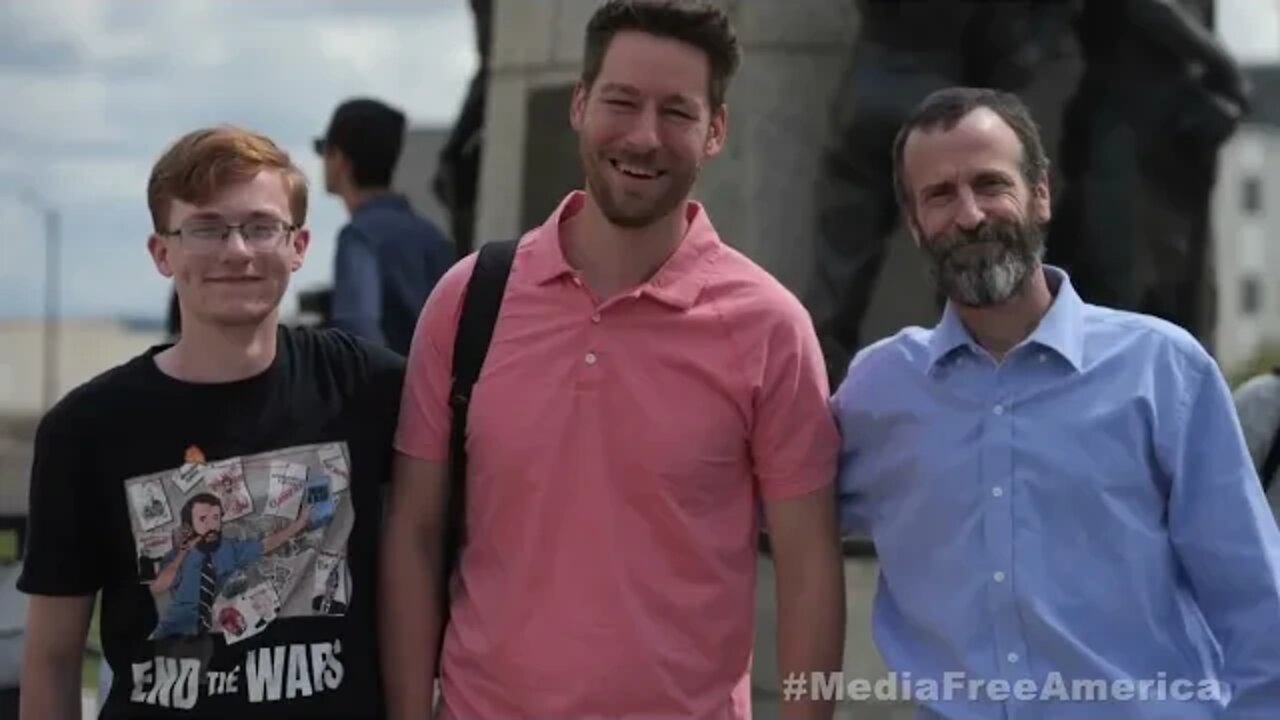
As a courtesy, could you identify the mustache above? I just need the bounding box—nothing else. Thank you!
[935,220,1021,256]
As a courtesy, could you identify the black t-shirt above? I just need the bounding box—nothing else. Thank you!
[17,325,405,720]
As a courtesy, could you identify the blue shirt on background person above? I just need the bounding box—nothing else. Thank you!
[331,193,453,356]
[316,98,456,356]
[834,264,1280,719]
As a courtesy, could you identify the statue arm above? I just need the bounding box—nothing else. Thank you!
[1127,0,1250,105]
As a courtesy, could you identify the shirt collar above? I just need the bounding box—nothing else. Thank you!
[927,264,1085,372]
[524,190,721,310]
[352,192,411,215]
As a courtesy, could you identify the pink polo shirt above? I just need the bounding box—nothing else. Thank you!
[394,191,839,719]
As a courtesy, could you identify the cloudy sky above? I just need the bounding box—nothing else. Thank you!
[0,0,1277,320]
[0,0,475,320]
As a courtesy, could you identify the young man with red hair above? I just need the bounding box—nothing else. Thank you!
[19,125,403,719]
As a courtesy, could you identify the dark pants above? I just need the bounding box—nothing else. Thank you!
[806,42,966,385]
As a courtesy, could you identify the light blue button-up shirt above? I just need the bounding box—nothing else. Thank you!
[833,266,1280,719]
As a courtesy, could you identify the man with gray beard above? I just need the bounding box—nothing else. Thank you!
[830,87,1280,719]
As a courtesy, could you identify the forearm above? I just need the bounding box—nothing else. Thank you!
[380,526,445,719]
[776,550,846,720]
[20,655,84,720]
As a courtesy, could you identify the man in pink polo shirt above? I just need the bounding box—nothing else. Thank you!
[380,2,846,718]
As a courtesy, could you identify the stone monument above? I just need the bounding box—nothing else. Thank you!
[1046,0,1247,351]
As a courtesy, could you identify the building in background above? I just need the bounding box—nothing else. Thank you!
[391,125,451,230]
[1214,63,1280,374]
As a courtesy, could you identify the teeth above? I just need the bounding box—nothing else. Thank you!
[612,160,657,178]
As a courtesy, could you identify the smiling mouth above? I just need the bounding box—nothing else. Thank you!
[609,159,664,180]
[207,277,262,283]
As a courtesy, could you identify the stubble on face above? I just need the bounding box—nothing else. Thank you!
[579,123,702,230]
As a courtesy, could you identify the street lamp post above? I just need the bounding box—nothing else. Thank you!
[18,190,61,412]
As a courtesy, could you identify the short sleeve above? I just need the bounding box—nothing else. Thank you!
[16,402,105,596]
[393,253,479,463]
[750,296,841,501]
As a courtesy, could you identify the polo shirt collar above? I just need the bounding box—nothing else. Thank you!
[525,190,721,310]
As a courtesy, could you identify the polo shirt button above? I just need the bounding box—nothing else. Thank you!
[585,352,597,365]
[591,312,601,323]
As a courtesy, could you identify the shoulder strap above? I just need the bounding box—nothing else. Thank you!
[438,238,517,659]
[1261,367,1280,492]
[446,238,518,565]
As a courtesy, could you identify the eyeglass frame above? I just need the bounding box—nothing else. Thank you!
[157,216,301,253]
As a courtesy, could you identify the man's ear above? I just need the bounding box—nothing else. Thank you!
[147,234,174,278]
[289,227,311,271]
[1032,174,1052,224]
[570,80,588,132]
[705,103,728,157]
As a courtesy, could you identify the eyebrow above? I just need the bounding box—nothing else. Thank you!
[185,210,279,222]
[920,170,1015,197]
[598,82,698,107]
[973,170,1015,184]
[920,179,955,198]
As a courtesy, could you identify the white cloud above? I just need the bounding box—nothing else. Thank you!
[0,0,475,319]
[0,69,118,144]
[43,156,153,205]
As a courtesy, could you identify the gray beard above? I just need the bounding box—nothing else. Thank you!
[926,219,1045,308]
[940,242,1043,307]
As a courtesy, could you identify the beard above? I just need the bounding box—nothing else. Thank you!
[922,215,1045,308]
[196,530,222,553]
[580,141,698,229]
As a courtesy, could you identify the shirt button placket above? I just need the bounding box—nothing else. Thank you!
[986,372,1029,706]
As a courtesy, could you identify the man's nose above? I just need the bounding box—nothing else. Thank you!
[623,107,661,152]
[954,187,986,229]
[220,229,254,258]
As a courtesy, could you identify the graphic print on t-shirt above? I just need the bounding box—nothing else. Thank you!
[122,441,354,707]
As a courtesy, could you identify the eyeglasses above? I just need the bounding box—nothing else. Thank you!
[161,218,298,253]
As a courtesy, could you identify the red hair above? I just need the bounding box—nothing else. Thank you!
[147,125,308,231]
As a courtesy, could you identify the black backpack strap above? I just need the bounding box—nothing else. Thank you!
[439,238,517,650]
[1260,368,1280,493]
